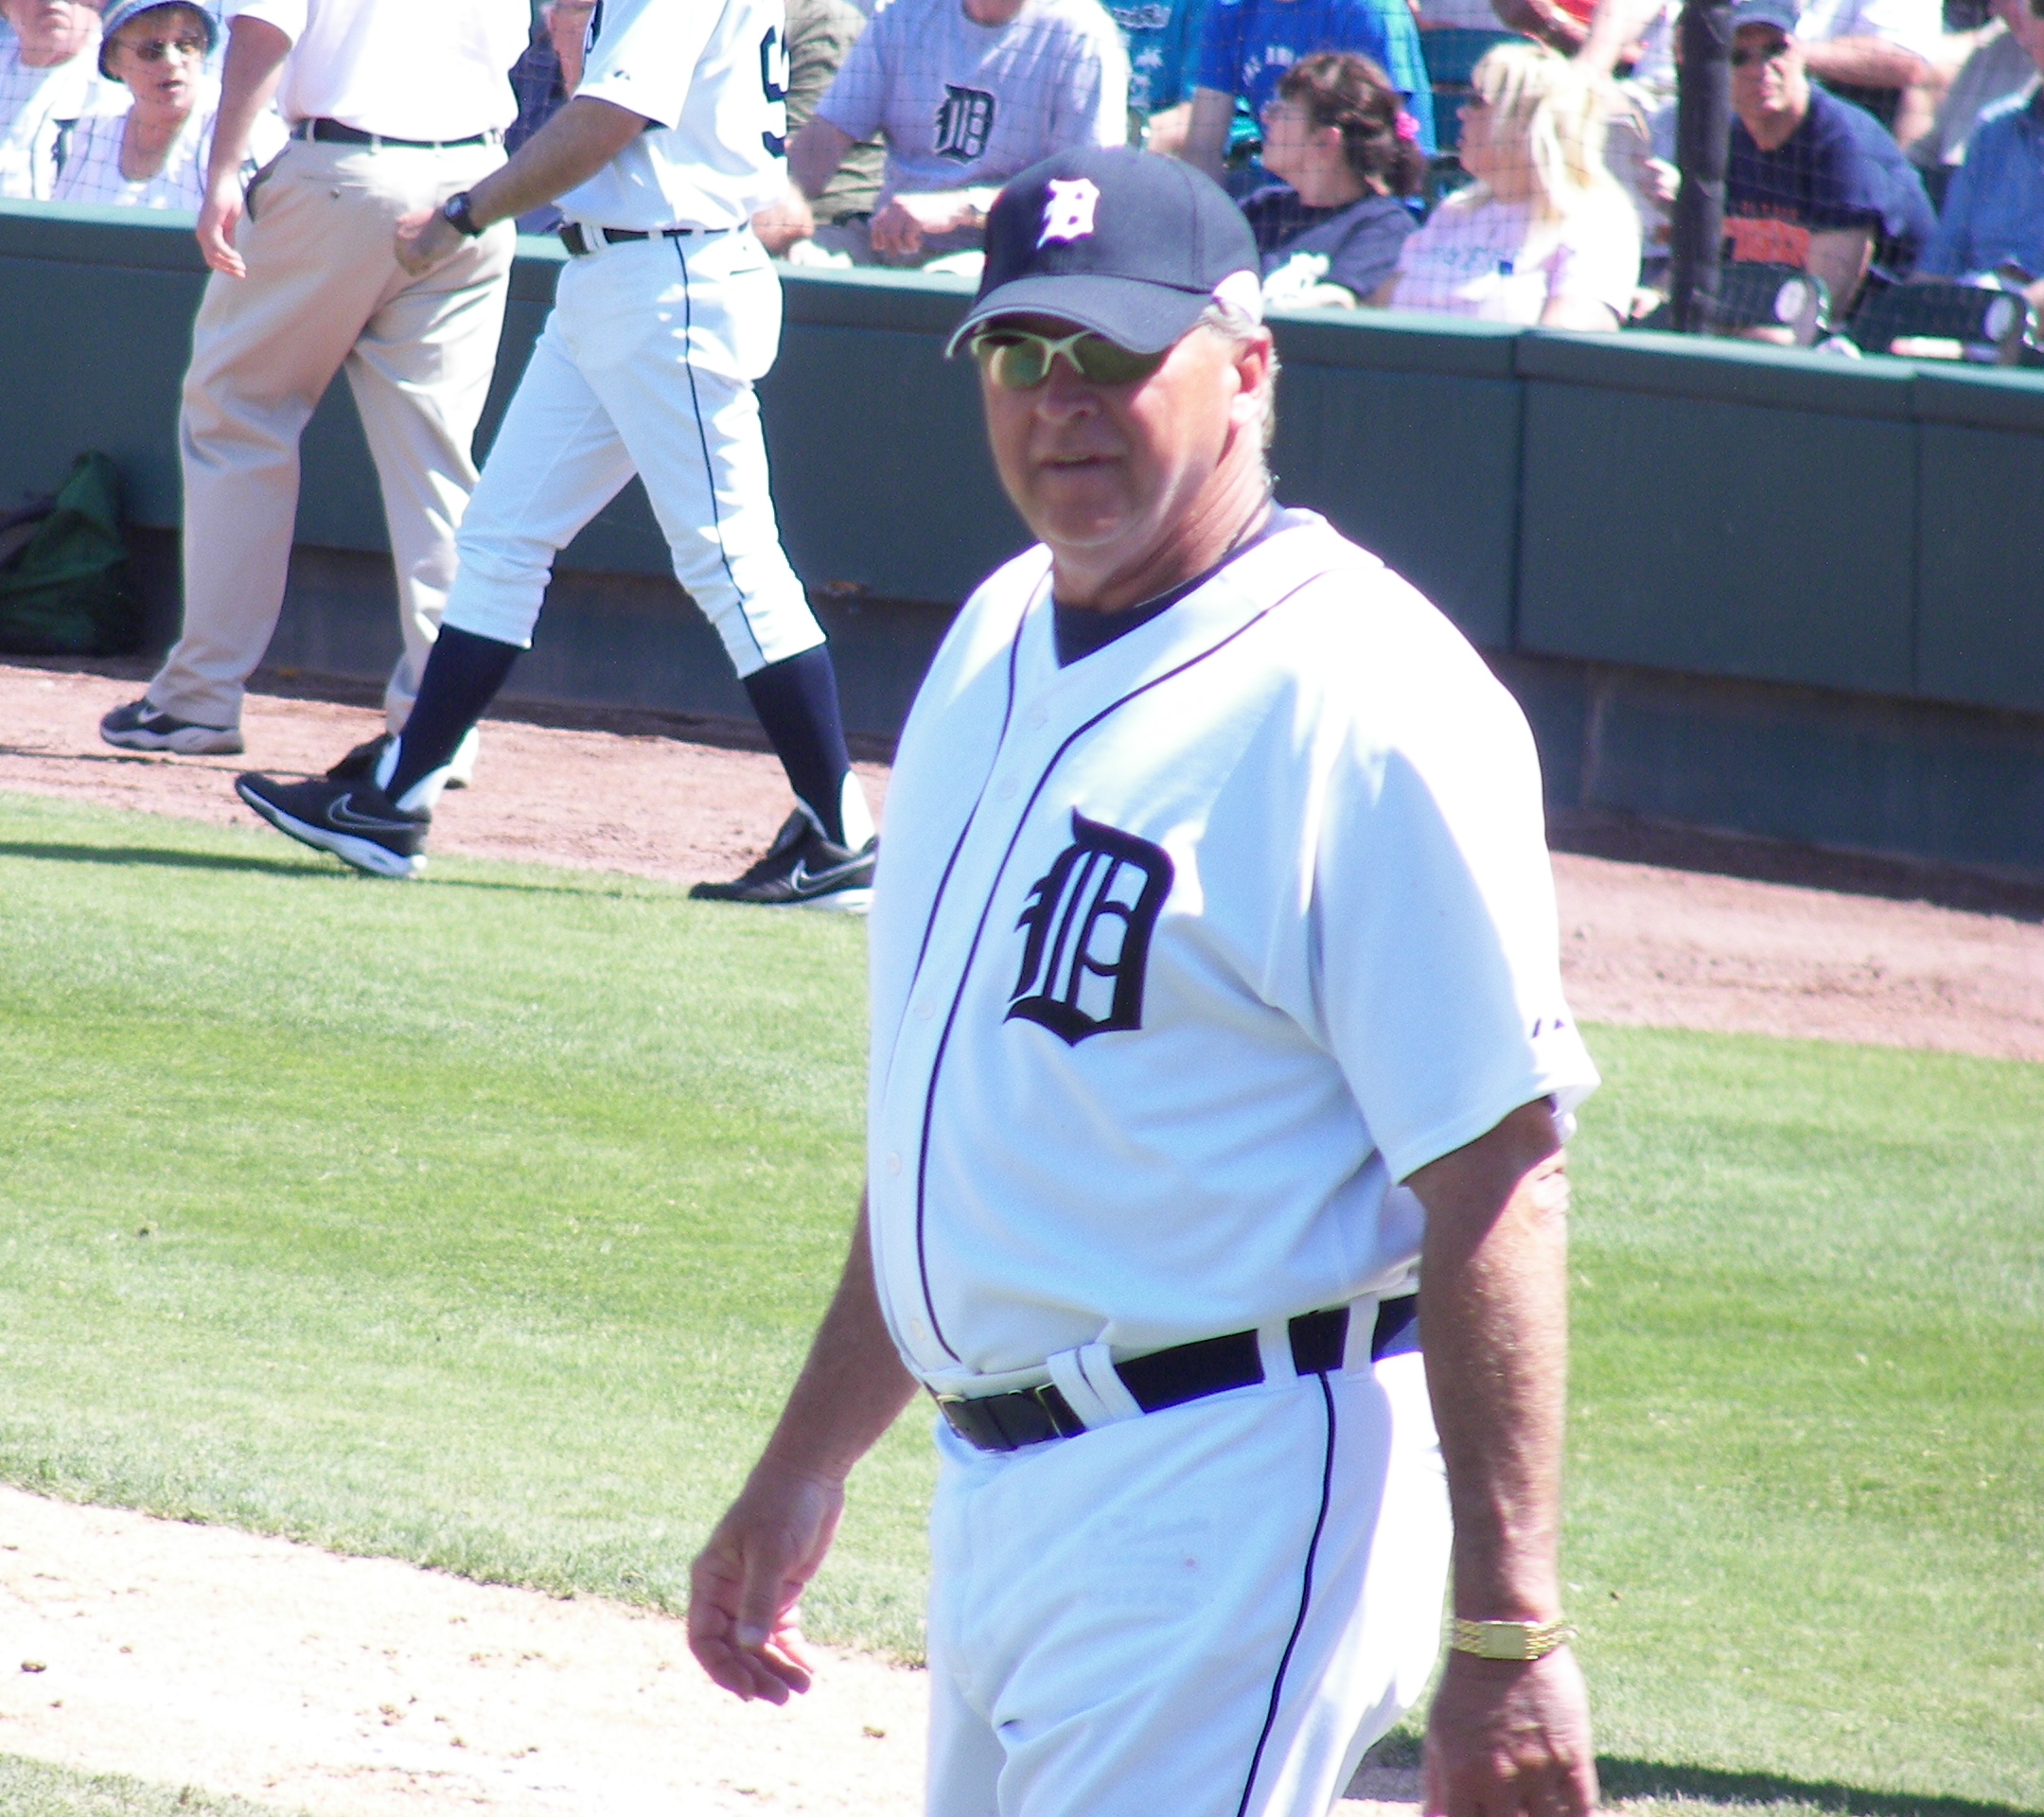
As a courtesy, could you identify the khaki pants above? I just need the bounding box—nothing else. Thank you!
[148,136,514,732]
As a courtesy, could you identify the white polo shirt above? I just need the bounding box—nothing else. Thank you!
[867,513,1599,1396]
[224,0,528,140]
[553,0,791,231]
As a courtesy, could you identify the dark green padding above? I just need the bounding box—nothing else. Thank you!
[5,203,2044,716]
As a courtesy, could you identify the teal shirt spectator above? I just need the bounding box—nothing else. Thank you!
[1196,0,1436,154]
[1918,88,2044,280]
[1110,0,1212,113]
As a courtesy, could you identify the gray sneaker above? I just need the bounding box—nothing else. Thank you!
[100,697,243,756]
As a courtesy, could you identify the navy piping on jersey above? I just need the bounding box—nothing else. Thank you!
[909,572,1326,1361]
[674,239,761,669]
[1234,1370,1340,1817]
[902,595,1028,1001]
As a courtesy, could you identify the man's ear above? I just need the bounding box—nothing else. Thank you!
[1227,328,1276,433]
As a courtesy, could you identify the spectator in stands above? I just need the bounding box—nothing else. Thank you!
[503,2,592,231]
[786,0,1128,270]
[1244,50,1421,307]
[1109,0,1208,152]
[1794,0,1943,137]
[1914,0,2044,305]
[753,0,885,258]
[55,0,281,211]
[1180,0,1436,182]
[0,0,111,199]
[1375,40,1637,325]
[1725,0,1935,314]
[1910,0,2037,176]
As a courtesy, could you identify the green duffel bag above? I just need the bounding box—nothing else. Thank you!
[0,451,140,657]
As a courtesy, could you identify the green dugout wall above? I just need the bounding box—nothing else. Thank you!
[3,201,2040,877]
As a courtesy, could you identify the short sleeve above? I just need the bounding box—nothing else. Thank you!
[1051,18,1132,150]
[814,4,892,143]
[784,0,863,136]
[1323,201,1416,296]
[1800,109,1900,229]
[1195,0,1243,97]
[1313,637,1598,1183]
[1544,198,1641,314]
[576,0,720,130]
[1849,0,1943,60]
[223,0,309,39]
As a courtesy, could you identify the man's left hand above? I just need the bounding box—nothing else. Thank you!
[867,190,977,259]
[396,206,463,276]
[1423,1646,1599,1817]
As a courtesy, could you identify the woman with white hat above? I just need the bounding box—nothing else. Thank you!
[54,1,282,210]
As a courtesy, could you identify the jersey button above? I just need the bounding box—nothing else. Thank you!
[914,1000,934,1021]
[910,1316,931,1342]
[1026,705,1047,729]
[997,778,1017,801]
[886,1152,903,1175]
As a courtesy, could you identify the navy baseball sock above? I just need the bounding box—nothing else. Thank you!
[384,626,521,806]
[743,645,858,847]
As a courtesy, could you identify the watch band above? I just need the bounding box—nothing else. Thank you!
[1449,1617,1577,1661]
[443,190,484,238]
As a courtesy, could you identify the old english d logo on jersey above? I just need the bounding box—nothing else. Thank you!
[933,84,996,161]
[1008,812,1173,1046]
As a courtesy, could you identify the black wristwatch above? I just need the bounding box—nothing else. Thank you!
[443,190,485,238]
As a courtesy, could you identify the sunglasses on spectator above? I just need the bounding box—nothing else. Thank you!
[1730,40,1792,64]
[120,34,209,62]
[970,327,1169,390]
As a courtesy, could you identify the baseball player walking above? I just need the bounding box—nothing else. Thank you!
[234,0,878,908]
[99,0,528,767]
[689,147,1602,1813]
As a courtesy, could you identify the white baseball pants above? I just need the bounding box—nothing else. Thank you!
[152,137,513,733]
[925,1344,1451,1817]
[438,229,824,679]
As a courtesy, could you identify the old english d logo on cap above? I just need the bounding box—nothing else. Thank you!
[1038,178,1101,246]
[949,148,1260,357]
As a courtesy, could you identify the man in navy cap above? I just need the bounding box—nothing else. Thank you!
[1725,0,1935,312]
[688,145,1602,1817]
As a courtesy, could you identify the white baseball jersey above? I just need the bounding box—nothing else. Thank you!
[815,0,1128,205]
[224,0,528,140]
[559,0,792,231]
[867,510,1598,1395]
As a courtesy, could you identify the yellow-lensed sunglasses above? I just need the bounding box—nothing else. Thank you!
[969,326,1169,390]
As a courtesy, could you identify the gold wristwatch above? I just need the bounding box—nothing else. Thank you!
[1449,1617,1577,1661]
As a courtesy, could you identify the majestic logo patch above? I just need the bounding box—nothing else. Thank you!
[1038,176,1101,246]
[1007,812,1172,1045]
[932,84,996,161]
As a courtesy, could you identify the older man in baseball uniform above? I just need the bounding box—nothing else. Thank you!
[233,0,879,905]
[99,0,527,763]
[689,146,1602,1815]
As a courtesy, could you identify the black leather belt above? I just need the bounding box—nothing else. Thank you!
[557,221,731,257]
[296,118,496,150]
[935,1296,1419,1455]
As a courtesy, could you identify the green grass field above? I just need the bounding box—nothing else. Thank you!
[1,790,2038,1812]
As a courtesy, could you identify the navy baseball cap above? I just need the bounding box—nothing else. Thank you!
[945,147,1261,359]
[1731,0,1802,35]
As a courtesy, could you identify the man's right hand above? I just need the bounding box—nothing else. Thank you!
[197,174,249,277]
[688,1461,846,1703]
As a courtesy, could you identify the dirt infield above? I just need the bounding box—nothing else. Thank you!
[5,656,2041,1063]
[1,655,2040,1815]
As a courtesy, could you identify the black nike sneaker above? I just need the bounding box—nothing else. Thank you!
[100,697,243,755]
[235,772,431,879]
[324,726,478,788]
[690,810,876,912]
